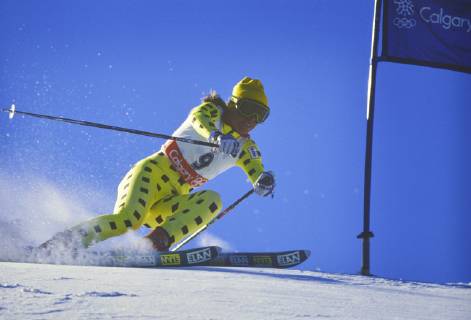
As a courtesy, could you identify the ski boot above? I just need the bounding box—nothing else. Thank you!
[145,227,173,252]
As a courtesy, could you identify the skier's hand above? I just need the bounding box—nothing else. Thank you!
[253,171,275,197]
[209,131,240,157]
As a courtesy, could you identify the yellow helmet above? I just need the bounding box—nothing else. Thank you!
[232,77,268,108]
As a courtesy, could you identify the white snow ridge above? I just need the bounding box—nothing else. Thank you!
[0,262,470,320]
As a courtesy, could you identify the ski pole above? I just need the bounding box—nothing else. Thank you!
[171,189,255,251]
[1,104,218,148]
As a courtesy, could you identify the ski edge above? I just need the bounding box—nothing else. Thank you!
[199,249,311,269]
[3,247,309,269]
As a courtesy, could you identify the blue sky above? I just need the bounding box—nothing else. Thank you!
[0,0,470,283]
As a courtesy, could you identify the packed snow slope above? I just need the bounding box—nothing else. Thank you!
[0,262,469,320]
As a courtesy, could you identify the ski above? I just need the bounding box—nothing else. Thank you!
[200,249,311,269]
[83,246,221,268]
[5,247,309,269]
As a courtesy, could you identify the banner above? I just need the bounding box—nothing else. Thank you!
[382,0,471,73]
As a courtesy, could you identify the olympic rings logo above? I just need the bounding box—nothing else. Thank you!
[393,0,417,29]
[393,17,417,29]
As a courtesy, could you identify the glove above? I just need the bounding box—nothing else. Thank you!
[209,131,240,157]
[253,171,275,197]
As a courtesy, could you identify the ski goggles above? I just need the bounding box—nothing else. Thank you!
[231,97,270,124]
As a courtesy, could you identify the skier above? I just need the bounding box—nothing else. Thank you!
[40,77,275,252]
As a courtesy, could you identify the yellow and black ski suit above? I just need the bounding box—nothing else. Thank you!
[69,102,265,248]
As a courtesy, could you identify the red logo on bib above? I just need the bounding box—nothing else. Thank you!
[163,140,208,188]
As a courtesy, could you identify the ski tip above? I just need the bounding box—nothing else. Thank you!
[8,104,16,119]
[304,250,311,259]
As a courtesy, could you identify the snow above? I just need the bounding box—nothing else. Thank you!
[1,262,469,320]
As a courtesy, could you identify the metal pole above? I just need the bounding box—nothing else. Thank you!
[357,0,382,276]
[1,105,218,148]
